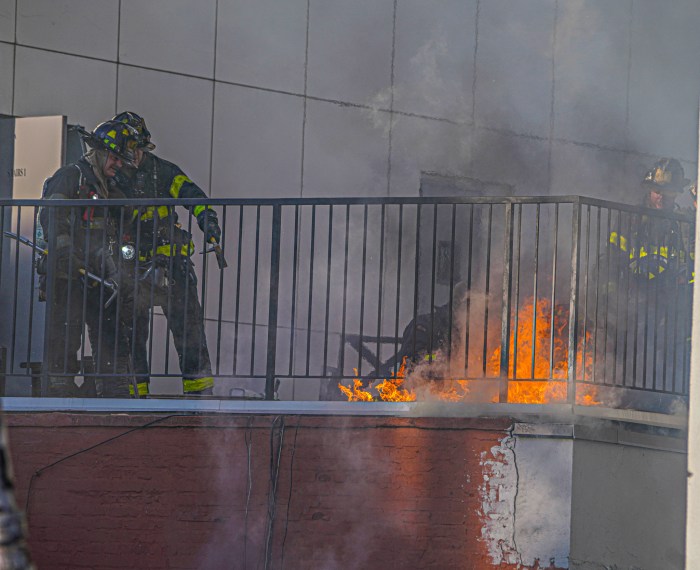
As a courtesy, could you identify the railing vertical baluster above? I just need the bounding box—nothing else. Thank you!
[499,202,514,402]
[581,205,591,384]
[322,206,333,376]
[305,206,316,377]
[233,206,244,375]
[265,204,282,400]
[531,204,540,379]
[447,204,456,363]
[26,206,39,377]
[339,206,350,376]
[567,200,581,406]
[10,207,22,373]
[376,204,386,373]
[549,204,560,377]
[411,205,422,360]
[512,204,522,380]
[358,205,369,376]
[42,206,59,397]
[393,205,403,376]
[160,207,173,377]
[592,207,602,386]
[215,206,227,376]
[428,204,438,365]
[464,204,474,377]
[619,211,633,387]
[482,205,493,378]
[289,206,300,377]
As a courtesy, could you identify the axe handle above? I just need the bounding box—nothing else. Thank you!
[210,238,228,269]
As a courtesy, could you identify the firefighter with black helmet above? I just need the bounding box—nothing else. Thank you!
[606,158,690,283]
[599,157,693,387]
[111,111,221,396]
[39,120,139,397]
[641,158,688,212]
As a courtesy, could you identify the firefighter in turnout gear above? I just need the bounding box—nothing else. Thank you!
[598,158,694,390]
[379,281,470,378]
[39,120,139,397]
[607,158,691,285]
[111,111,220,396]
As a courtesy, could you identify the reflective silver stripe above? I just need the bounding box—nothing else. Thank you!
[55,235,72,249]
[46,192,69,201]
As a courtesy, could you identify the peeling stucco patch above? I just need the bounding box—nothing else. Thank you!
[478,433,521,565]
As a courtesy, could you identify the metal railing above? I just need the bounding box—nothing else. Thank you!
[0,196,694,410]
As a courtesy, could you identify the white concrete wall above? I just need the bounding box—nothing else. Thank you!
[570,427,687,569]
[1,1,699,202]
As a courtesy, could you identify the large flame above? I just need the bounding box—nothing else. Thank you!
[487,297,598,404]
[339,297,600,406]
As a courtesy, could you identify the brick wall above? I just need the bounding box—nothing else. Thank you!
[5,412,555,569]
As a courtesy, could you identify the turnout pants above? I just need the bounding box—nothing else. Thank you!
[131,255,213,395]
[44,277,132,397]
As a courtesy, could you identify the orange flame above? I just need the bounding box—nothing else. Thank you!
[338,362,417,402]
[339,297,600,406]
[487,297,598,405]
[338,377,374,401]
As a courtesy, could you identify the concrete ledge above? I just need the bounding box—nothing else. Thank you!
[0,397,688,430]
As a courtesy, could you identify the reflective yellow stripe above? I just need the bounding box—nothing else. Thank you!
[129,382,149,396]
[609,232,627,251]
[637,246,669,259]
[423,353,437,362]
[193,205,213,218]
[138,242,194,260]
[183,376,214,393]
[140,206,170,220]
[169,175,192,198]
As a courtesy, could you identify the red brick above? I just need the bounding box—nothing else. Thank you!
[6,411,513,569]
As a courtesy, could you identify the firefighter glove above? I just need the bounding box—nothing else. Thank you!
[197,210,222,244]
[55,246,85,279]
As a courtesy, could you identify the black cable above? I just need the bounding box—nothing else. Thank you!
[279,421,299,570]
[24,414,181,519]
[262,416,285,570]
[243,416,254,569]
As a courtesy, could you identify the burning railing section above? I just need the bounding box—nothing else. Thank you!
[332,199,693,412]
[0,196,694,412]
[337,296,598,405]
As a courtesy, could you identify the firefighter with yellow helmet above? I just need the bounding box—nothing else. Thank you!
[111,111,221,396]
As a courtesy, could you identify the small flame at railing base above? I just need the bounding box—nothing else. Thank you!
[338,373,601,406]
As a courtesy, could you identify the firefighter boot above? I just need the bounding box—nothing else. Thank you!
[187,386,214,396]
[183,376,214,396]
[97,357,132,398]
[47,376,79,398]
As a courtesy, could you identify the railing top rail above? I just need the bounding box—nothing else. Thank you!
[4,195,582,207]
[2,194,694,223]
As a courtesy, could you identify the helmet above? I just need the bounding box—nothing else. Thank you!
[83,120,139,163]
[642,158,689,194]
[112,111,155,150]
